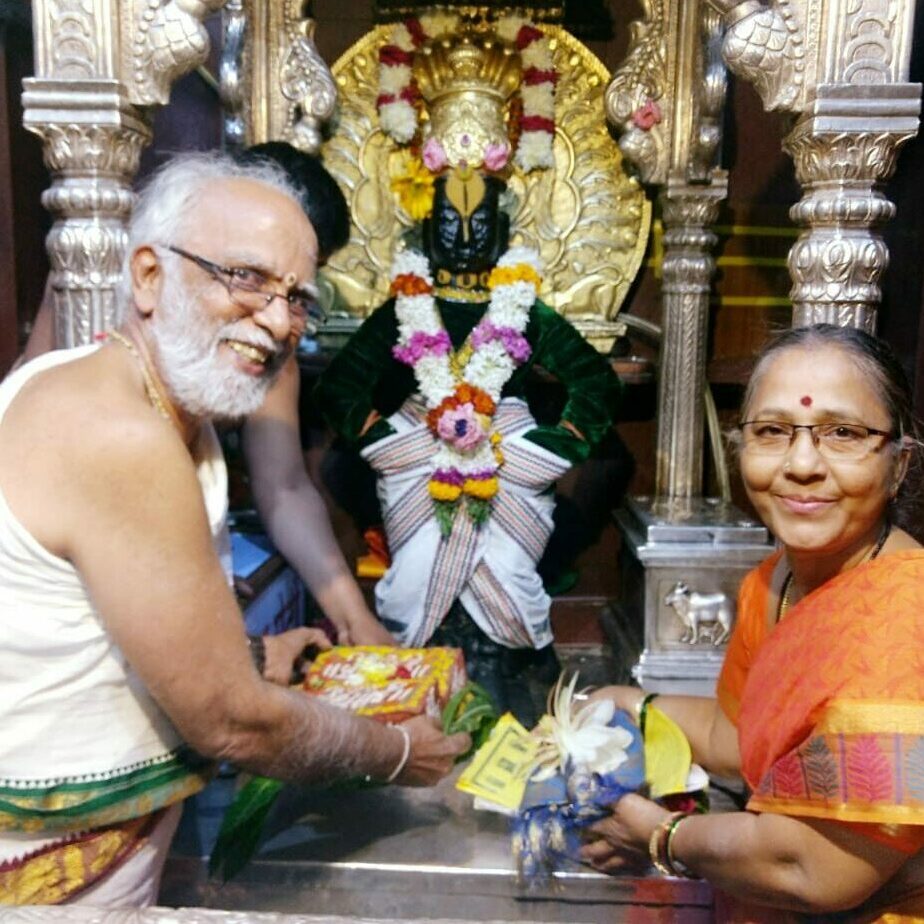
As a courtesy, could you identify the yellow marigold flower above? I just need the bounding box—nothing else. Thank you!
[463,477,499,500]
[490,432,503,445]
[493,449,505,465]
[390,152,435,222]
[487,263,542,290]
[429,480,462,502]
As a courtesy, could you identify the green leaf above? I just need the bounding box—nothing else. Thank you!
[208,775,283,882]
[466,497,491,525]
[434,500,458,537]
[441,681,499,760]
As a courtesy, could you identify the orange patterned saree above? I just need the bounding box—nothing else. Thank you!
[716,550,924,920]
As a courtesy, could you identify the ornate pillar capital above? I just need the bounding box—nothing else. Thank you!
[704,0,922,330]
[25,0,224,345]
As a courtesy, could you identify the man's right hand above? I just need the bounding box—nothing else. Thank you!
[393,715,471,787]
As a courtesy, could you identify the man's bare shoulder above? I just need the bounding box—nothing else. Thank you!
[0,348,197,555]
[7,347,180,454]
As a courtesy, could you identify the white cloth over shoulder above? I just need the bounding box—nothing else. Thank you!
[362,397,570,649]
[0,346,230,863]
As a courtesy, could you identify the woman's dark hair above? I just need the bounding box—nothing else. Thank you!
[742,324,923,538]
[235,142,350,263]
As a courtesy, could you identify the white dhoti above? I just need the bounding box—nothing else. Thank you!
[361,398,571,649]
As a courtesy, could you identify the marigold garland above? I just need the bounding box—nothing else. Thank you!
[389,245,543,533]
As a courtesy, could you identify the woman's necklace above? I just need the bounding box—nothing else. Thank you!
[107,329,184,434]
[777,520,892,621]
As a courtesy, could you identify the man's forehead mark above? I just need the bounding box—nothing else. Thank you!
[800,395,813,407]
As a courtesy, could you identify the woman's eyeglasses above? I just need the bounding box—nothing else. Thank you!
[738,420,894,461]
[168,246,325,333]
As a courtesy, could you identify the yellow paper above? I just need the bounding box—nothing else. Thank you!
[456,713,538,810]
[644,705,693,798]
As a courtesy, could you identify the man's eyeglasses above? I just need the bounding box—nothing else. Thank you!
[168,246,325,333]
[738,420,894,461]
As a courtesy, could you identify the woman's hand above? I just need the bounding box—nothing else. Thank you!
[262,626,332,685]
[587,685,644,721]
[580,794,671,875]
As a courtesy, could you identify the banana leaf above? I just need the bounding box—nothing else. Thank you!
[208,681,499,881]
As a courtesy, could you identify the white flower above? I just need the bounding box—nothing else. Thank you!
[392,249,432,281]
[379,102,417,144]
[521,84,555,119]
[521,42,553,71]
[390,23,414,52]
[496,14,529,43]
[531,675,633,781]
[515,132,555,172]
[497,246,541,273]
[379,64,411,95]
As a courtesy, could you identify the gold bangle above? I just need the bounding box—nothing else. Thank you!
[665,814,698,879]
[648,812,683,877]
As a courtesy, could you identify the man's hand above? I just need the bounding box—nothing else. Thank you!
[262,627,332,685]
[581,793,670,875]
[392,715,471,787]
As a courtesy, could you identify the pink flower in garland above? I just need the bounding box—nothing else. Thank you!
[472,320,532,363]
[483,142,510,172]
[436,403,487,451]
[422,137,448,172]
[392,330,451,365]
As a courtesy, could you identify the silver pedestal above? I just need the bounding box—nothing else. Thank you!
[609,496,772,696]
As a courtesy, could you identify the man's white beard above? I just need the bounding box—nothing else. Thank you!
[150,276,284,422]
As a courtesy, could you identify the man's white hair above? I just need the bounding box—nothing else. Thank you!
[118,152,302,308]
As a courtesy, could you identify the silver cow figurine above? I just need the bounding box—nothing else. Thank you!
[663,581,732,646]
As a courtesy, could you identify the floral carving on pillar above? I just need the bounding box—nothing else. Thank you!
[604,0,668,184]
[279,6,338,154]
[127,0,227,106]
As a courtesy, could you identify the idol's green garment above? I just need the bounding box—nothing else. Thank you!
[317,296,621,461]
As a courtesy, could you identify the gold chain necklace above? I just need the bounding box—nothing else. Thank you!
[777,520,892,621]
[107,330,182,432]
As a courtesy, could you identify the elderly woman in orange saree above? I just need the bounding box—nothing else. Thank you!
[583,325,924,921]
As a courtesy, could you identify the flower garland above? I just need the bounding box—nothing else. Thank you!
[377,12,459,144]
[377,14,555,174]
[389,246,542,533]
[495,15,556,172]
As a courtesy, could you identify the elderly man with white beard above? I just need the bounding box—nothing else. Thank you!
[0,153,469,908]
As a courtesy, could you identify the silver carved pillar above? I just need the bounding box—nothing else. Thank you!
[23,89,150,346]
[656,176,726,498]
[706,0,921,331]
[24,0,225,346]
[785,89,921,331]
[605,2,772,694]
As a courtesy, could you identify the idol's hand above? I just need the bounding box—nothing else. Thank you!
[580,794,671,875]
[393,715,471,787]
[262,627,332,686]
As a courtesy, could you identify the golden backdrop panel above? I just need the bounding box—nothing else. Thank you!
[320,14,651,352]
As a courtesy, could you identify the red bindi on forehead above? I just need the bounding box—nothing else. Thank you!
[800,395,812,407]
